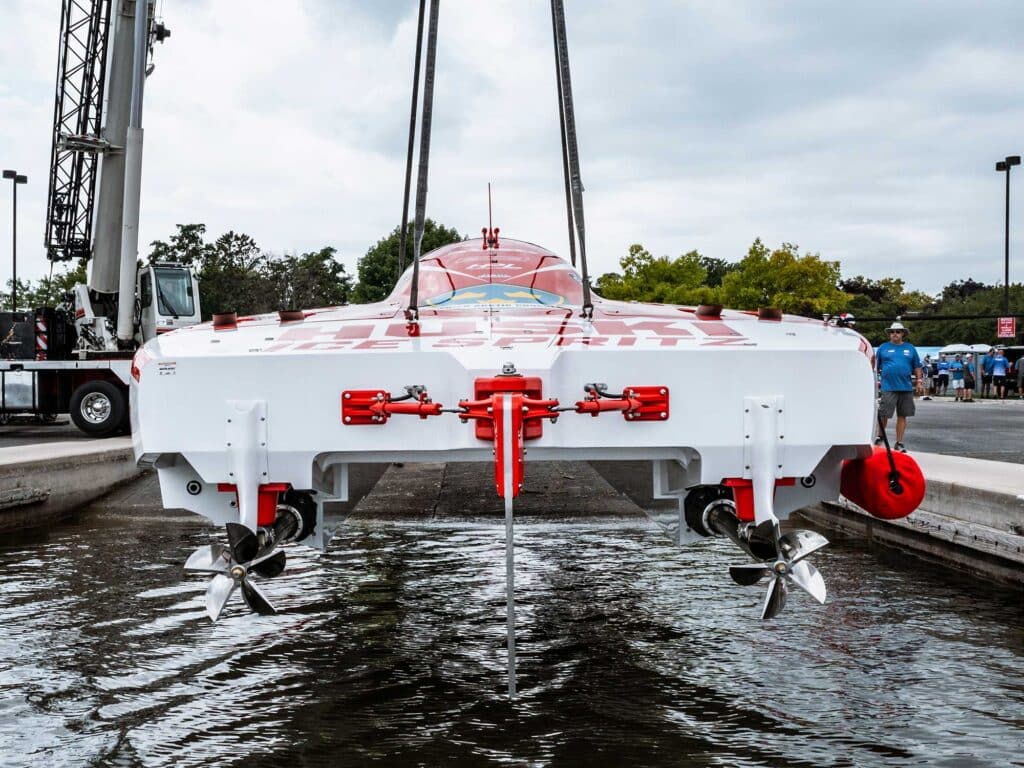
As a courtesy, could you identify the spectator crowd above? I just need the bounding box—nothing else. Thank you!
[920,347,1021,403]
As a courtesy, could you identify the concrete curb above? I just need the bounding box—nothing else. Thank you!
[0,438,142,533]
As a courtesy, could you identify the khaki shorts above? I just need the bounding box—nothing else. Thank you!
[879,391,915,418]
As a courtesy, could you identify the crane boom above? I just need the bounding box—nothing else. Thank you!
[44,0,113,263]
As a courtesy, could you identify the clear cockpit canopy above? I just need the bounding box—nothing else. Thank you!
[389,239,584,309]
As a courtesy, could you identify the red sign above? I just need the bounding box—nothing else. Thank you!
[997,316,1016,338]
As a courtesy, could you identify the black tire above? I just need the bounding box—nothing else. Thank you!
[69,380,127,438]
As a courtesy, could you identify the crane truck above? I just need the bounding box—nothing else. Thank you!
[0,0,201,437]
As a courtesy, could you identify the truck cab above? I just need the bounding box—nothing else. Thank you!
[137,263,202,342]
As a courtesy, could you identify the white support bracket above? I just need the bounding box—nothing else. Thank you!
[225,399,269,531]
[305,464,350,551]
[743,396,785,526]
[652,459,702,545]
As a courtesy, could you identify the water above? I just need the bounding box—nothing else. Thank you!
[0,508,1021,767]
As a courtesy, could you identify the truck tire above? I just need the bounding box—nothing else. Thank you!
[70,380,127,438]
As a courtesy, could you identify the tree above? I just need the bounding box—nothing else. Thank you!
[595,244,717,305]
[940,278,991,303]
[351,219,464,304]
[839,275,905,304]
[719,239,849,315]
[2,260,87,310]
[700,256,738,287]
[149,223,214,268]
[264,247,352,309]
[149,224,352,318]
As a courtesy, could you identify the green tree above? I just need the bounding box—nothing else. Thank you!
[719,239,849,315]
[2,260,88,310]
[351,219,464,304]
[940,278,991,303]
[909,282,1023,346]
[595,244,717,305]
[149,224,352,318]
[840,275,905,304]
[264,247,352,310]
[149,223,214,267]
[700,256,738,287]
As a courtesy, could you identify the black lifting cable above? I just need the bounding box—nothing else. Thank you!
[407,0,440,323]
[397,0,427,279]
[551,0,593,319]
[550,0,577,269]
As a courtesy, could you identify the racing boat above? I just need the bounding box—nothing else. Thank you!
[131,0,925,696]
[132,236,923,626]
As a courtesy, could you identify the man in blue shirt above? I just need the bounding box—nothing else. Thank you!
[991,347,1010,400]
[935,354,951,396]
[981,349,995,398]
[949,355,965,401]
[876,322,923,453]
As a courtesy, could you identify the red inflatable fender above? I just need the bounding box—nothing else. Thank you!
[840,447,926,520]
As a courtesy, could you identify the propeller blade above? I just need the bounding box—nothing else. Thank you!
[779,530,829,564]
[184,544,229,574]
[251,550,286,578]
[226,522,259,564]
[240,578,278,615]
[761,575,788,620]
[788,560,827,605]
[206,573,237,621]
[729,563,770,586]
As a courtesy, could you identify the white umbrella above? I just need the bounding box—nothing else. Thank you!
[939,343,972,354]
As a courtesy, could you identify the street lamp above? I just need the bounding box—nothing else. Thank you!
[2,169,28,313]
[995,155,1021,315]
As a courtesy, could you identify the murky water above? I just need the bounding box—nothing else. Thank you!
[0,508,1021,767]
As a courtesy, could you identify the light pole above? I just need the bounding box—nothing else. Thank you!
[2,170,28,312]
[995,155,1020,315]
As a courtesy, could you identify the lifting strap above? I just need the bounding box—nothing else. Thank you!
[549,1,577,269]
[551,0,593,318]
[407,0,440,323]
[397,0,427,278]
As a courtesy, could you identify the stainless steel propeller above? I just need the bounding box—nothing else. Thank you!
[728,525,829,620]
[184,522,287,620]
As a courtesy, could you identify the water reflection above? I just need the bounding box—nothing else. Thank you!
[0,513,1020,767]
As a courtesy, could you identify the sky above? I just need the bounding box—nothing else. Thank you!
[1,0,1023,296]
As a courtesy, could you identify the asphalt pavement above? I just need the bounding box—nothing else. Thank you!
[0,417,81,447]
[894,395,1024,463]
[2,397,1022,462]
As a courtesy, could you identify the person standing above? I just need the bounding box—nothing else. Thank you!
[981,348,995,398]
[936,354,950,396]
[949,355,965,401]
[876,322,924,453]
[963,357,976,402]
[921,355,933,400]
[991,348,1010,400]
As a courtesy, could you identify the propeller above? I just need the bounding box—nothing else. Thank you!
[184,522,290,620]
[727,525,829,619]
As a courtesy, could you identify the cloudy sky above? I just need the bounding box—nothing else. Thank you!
[1,0,1022,295]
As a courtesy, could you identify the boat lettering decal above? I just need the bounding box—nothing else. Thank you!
[259,317,749,352]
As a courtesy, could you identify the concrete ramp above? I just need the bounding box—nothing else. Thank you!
[352,461,646,521]
[0,438,141,533]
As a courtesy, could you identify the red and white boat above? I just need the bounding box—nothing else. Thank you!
[131,235,925,634]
